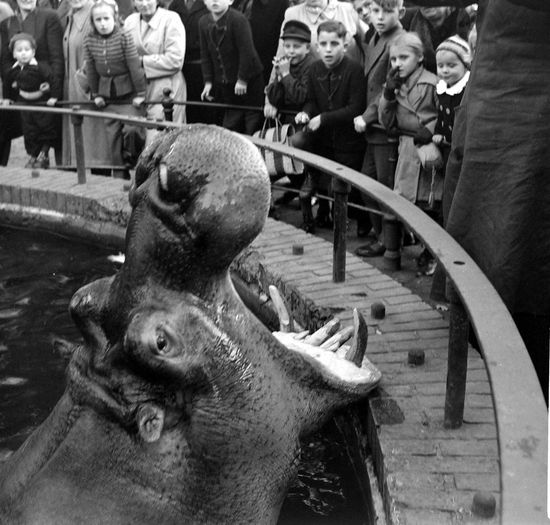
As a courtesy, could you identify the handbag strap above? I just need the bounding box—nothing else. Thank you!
[260,118,282,140]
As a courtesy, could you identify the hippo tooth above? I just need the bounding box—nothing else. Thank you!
[159,162,168,191]
[268,285,294,333]
[304,318,341,346]
[137,403,165,443]
[345,309,368,367]
[320,326,354,350]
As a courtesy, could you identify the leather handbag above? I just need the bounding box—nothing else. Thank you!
[253,119,304,179]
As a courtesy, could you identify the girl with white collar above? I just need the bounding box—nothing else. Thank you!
[432,34,471,154]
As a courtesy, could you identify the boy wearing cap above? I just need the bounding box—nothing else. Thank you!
[264,20,315,122]
[5,33,57,169]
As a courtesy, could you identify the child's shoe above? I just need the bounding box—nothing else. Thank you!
[34,152,49,169]
[25,156,37,168]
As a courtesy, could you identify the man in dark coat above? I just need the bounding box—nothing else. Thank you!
[233,0,288,85]
[411,0,550,398]
[168,0,216,123]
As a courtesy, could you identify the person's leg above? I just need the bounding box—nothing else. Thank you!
[22,112,40,167]
[0,140,11,166]
[243,76,264,135]
[355,144,384,256]
[182,62,210,124]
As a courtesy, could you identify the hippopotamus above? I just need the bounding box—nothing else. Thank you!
[0,125,380,524]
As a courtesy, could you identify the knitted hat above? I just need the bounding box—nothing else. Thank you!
[9,32,36,52]
[436,35,472,68]
[281,20,311,43]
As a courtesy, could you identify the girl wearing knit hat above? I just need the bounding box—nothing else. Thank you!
[433,35,471,149]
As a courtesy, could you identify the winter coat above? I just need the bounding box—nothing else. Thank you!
[378,66,438,202]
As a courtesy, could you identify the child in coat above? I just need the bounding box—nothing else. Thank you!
[353,0,405,256]
[83,0,146,177]
[5,33,58,169]
[263,20,315,208]
[200,0,264,134]
[432,35,470,166]
[378,31,439,271]
[295,20,366,233]
[264,20,315,123]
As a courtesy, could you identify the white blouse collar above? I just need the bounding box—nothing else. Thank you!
[437,71,470,96]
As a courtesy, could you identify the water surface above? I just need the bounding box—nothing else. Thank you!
[0,224,369,524]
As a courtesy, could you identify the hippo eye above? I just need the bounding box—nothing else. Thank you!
[156,332,168,353]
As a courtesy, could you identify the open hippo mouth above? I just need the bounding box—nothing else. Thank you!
[269,287,381,395]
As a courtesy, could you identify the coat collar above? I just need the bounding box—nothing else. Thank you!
[365,23,403,74]
[68,0,92,31]
[142,6,167,30]
[436,71,470,96]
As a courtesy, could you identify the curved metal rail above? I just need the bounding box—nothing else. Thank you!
[0,103,546,523]
[249,137,547,525]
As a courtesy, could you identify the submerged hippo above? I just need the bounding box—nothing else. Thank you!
[0,125,380,524]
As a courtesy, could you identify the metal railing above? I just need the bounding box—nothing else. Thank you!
[0,102,546,524]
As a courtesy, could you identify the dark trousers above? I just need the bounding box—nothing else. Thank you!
[183,61,220,125]
[21,107,58,157]
[361,142,398,239]
[295,130,364,223]
[216,74,264,135]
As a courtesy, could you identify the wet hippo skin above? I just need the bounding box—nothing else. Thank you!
[0,125,380,524]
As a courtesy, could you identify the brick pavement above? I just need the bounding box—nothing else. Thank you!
[0,168,500,524]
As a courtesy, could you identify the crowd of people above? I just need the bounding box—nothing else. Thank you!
[0,0,476,269]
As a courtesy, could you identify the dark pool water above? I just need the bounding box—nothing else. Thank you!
[0,224,369,524]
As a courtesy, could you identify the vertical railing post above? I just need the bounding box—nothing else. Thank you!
[332,178,349,283]
[161,88,174,122]
[70,108,86,184]
[383,213,401,270]
[444,285,469,428]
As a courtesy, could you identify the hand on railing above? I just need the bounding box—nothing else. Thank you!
[353,115,367,133]
[132,96,145,108]
[295,111,309,126]
[93,96,106,109]
[264,101,278,119]
[46,98,57,107]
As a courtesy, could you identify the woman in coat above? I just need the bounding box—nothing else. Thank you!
[125,0,186,144]
[0,0,63,165]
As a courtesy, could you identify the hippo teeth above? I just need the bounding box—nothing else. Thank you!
[159,162,168,191]
[271,304,380,387]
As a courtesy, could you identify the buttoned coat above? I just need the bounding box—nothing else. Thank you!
[303,56,366,153]
[125,7,186,131]
[83,26,146,99]
[199,8,263,86]
[0,8,64,99]
[378,66,438,202]
[60,0,111,166]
